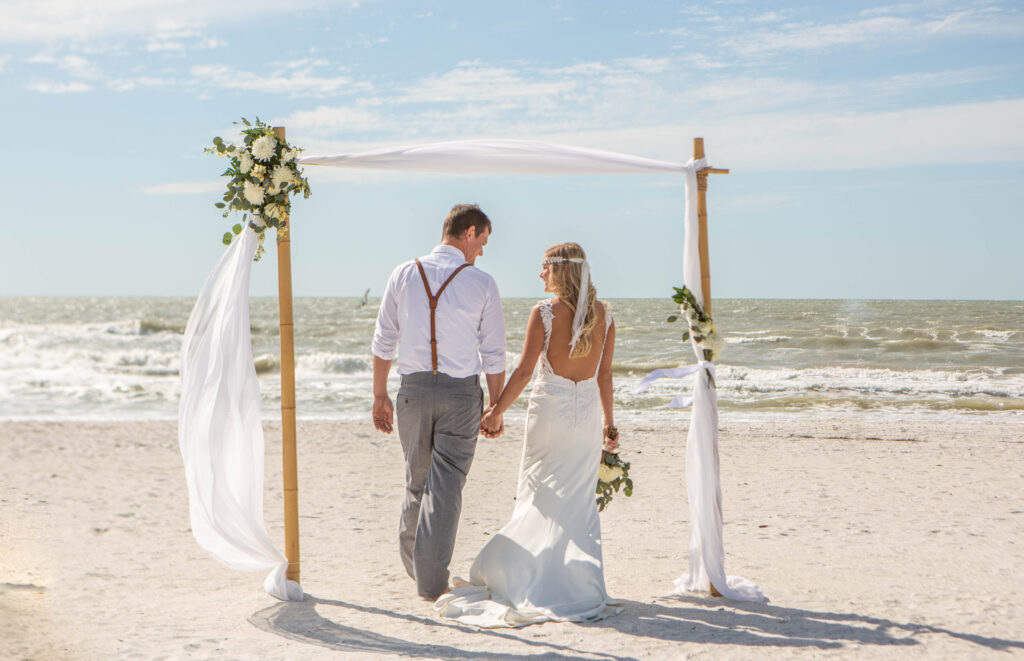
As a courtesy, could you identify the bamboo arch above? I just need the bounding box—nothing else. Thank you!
[179,132,765,603]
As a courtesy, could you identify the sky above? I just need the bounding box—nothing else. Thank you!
[1,0,1022,300]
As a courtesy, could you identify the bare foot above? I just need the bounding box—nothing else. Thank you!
[452,577,472,589]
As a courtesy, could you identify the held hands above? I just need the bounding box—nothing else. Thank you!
[480,404,504,439]
[372,394,394,434]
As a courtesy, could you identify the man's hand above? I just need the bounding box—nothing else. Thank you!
[373,394,394,433]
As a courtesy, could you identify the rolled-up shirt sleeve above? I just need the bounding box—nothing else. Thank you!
[477,277,507,374]
[372,265,402,360]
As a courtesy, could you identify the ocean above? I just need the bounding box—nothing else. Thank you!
[1,297,1021,422]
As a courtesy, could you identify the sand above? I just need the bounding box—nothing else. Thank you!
[2,414,1023,660]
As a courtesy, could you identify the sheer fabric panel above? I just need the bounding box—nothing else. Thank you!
[178,225,303,602]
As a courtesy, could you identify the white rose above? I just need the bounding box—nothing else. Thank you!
[252,135,277,162]
[599,463,624,483]
[270,165,294,191]
[707,334,726,359]
[243,180,265,206]
[238,152,253,174]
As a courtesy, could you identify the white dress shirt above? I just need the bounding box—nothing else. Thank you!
[372,245,506,378]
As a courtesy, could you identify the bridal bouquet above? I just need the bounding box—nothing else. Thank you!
[596,451,633,512]
[205,117,311,261]
[667,285,725,384]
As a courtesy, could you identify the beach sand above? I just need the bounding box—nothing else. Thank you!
[2,415,1023,660]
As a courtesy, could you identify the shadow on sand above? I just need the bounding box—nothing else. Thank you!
[250,593,1024,658]
[589,595,1024,653]
[249,594,633,660]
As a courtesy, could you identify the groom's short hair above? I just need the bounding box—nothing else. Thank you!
[442,204,492,239]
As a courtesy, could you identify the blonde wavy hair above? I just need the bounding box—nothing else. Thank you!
[544,242,598,358]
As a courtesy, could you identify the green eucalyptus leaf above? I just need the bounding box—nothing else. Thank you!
[222,232,232,245]
[215,202,226,209]
[232,223,242,234]
[242,117,251,126]
[667,315,678,323]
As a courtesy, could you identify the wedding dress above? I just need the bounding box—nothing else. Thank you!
[434,299,622,627]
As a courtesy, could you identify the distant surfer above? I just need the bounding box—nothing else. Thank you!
[358,288,371,308]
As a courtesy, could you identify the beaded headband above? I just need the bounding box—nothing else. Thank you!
[542,256,586,265]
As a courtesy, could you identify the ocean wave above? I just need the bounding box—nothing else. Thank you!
[137,319,186,335]
[785,336,878,350]
[297,352,372,375]
[880,338,967,353]
[974,329,1016,341]
[725,335,791,345]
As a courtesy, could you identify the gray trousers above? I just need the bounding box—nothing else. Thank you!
[396,371,483,599]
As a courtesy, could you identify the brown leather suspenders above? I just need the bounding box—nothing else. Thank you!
[414,259,471,374]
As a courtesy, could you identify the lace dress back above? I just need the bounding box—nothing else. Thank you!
[537,298,612,384]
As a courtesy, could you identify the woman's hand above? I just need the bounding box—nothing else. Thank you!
[480,405,504,438]
[602,424,619,453]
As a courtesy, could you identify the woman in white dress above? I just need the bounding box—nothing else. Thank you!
[433,242,622,628]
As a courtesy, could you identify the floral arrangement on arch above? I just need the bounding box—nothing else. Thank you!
[205,117,311,261]
[667,285,725,385]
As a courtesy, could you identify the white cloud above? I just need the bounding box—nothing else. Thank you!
[189,63,368,97]
[750,11,784,23]
[146,40,186,52]
[0,54,10,73]
[143,24,225,53]
[722,7,1024,56]
[0,0,360,43]
[401,64,577,104]
[28,81,91,93]
[58,55,100,79]
[108,75,174,91]
[282,105,390,133]
[697,98,1024,171]
[725,16,914,55]
[282,97,1024,184]
[143,181,222,195]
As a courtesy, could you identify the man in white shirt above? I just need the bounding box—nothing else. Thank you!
[371,203,507,600]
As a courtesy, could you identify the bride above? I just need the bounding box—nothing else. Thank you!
[433,242,623,628]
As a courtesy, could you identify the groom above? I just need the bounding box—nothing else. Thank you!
[371,203,507,600]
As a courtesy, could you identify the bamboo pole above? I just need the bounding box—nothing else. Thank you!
[693,137,713,318]
[692,136,727,597]
[273,126,300,585]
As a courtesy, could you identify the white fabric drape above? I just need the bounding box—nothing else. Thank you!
[179,224,303,602]
[671,161,767,602]
[181,138,761,601]
[299,139,690,174]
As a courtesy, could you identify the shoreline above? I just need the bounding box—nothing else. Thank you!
[3,416,1023,659]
